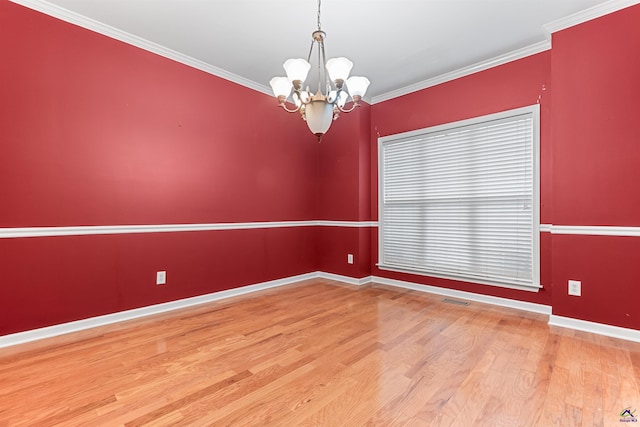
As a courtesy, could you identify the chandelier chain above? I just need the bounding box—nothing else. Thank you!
[317,0,322,30]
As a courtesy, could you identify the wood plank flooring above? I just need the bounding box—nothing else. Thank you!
[1,279,639,426]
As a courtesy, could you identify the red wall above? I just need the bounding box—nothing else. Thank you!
[370,51,553,306]
[550,4,640,329]
[0,228,317,334]
[0,1,318,335]
[317,104,372,278]
[369,4,640,330]
[3,0,640,336]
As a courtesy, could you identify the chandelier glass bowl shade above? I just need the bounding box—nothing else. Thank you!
[269,1,370,141]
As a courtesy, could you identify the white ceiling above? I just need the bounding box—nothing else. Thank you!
[23,0,614,100]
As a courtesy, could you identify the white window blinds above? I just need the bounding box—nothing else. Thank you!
[378,105,540,291]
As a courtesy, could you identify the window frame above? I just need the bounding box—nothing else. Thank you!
[377,104,541,292]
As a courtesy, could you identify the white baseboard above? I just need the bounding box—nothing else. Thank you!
[549,315,640,343]
[0,272,318,349]
[317,272,372,286]
[3,272,639,349]
[371,275,552,315]
[372,276,640,342]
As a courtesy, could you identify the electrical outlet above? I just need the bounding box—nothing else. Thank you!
[156,271,167,285]
[568,280,581,296]
[347,254,354,264]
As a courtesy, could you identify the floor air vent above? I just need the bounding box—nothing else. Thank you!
[442,298,470,306]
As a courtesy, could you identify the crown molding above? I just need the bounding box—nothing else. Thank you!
[8,0,273,97]
[543,0,640,35]
[373,0,640,104]
[12,0,640,112]
[371,40,550,104]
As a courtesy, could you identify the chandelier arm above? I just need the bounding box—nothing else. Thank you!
[336,95,363,113]
[276,96,302,113]
[336,103,358,113]
[278,103,302,113]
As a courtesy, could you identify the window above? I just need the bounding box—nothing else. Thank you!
[378,105,540,291]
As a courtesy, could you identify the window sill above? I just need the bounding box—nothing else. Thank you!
[376,264,542,293]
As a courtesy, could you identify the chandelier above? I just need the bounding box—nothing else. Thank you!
[269,0,370,141]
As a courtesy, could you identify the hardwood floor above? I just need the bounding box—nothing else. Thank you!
[1,279,639,426]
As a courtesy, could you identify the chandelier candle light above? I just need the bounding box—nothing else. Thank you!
[269,0,370,141]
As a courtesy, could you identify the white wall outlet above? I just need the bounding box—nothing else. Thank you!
[347,254,354,264]
[568,280,581,296]
[156,271,167,285]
